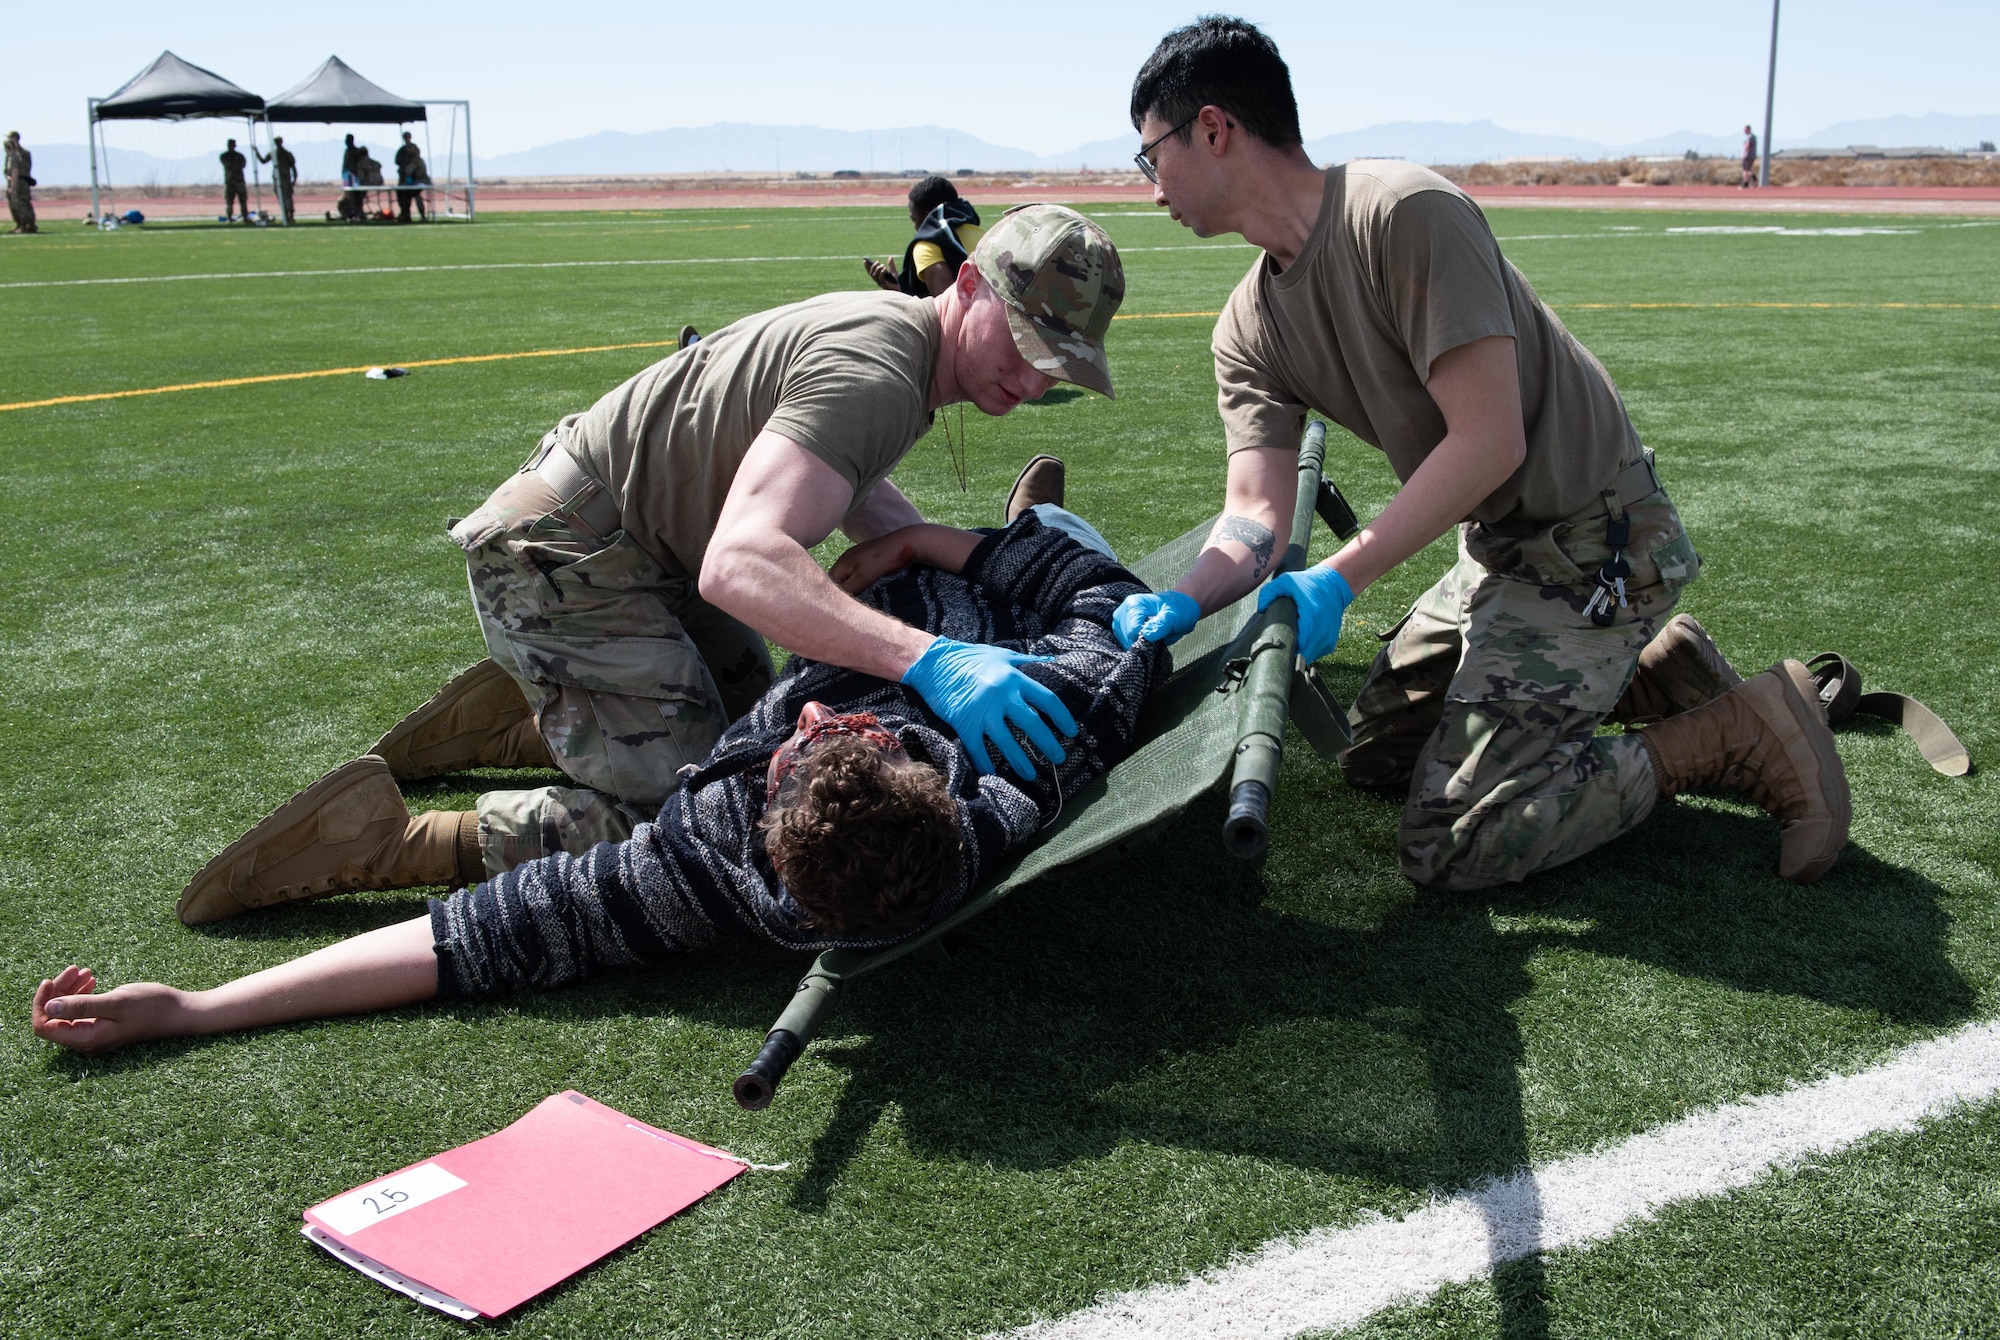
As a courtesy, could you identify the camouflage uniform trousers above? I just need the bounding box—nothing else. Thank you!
[6,182,32,232]
[449,435,774,875]
[224,177,249,220]
[1343,483,1702,891]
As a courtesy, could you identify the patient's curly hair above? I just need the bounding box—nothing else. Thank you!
[760,735,963,938]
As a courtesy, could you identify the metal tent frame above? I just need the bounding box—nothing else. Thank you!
[87,51,269,225]
[264,58,474,223]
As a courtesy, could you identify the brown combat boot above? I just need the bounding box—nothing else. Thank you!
[370,659,556,780]
[1004,455,1065,523]
[1609,614,1744,726]
[177,757,485,924]
[1637,660,1851,883]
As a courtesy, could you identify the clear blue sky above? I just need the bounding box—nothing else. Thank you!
[10,1,1996,154]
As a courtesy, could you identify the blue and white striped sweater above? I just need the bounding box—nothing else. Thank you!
[431,514,1166,996]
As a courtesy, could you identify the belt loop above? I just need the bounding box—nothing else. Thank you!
[521,427,561,474]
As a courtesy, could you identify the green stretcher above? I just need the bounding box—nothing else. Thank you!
[733,422,1361,1109]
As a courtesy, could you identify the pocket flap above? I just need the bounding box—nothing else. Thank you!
[508,631,711,704]
[1448,622,1632,714]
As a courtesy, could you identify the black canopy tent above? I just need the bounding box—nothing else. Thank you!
[266,56,475,221]
[266,55,426,122]
[88,51,268,221]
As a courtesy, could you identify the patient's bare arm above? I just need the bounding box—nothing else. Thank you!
[829,523,983,594]
[32,914,439,1055]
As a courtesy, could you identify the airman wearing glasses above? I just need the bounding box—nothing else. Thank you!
[1114,17,1848,893]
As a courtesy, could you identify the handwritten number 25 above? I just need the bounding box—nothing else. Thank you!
[361,1188,412,1215]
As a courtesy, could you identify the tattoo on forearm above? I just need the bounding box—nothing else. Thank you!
[1214,516,1277,578]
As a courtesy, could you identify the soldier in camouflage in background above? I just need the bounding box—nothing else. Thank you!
[5,133,36,234]
[1115,18,1848,890]
[219,138,251,224]
[257,136,297,225]
[178,204,1127,923]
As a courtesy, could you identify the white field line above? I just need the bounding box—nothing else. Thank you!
[1005,1017,2000,1340]
[0,243,1253,292]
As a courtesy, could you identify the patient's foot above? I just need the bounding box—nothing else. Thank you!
[32,966,190,1054]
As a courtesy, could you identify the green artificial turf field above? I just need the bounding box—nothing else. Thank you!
[1,205,1995,1338]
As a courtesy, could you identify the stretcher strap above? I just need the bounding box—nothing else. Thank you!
[1807,652,1971,777]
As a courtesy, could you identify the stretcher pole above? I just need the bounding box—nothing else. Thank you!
[1222,421,1328,859]
[733,955,848,1110]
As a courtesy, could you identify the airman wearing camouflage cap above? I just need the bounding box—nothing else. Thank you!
[174,203,1139,923]
[973,203,1125,397]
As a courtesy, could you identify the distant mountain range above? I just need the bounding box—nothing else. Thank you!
[479,124,1140,177]
[31,114,2000,187]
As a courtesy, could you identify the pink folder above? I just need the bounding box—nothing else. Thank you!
[303,1091,747,1318]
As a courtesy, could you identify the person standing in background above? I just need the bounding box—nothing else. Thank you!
[220,138,251,223]
[4,132,35,234]
[395,131,429,223]
[1740,125,1759,188]
[257,136,298,224]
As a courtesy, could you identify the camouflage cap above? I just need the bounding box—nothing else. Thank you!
[972,203,1125,398]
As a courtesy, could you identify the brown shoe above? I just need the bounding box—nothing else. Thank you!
[370,659,555,780]
[1610,614,1745,726]
[1637,660,1851,883]
[1005,455,1065,524]
[177,757,481,924]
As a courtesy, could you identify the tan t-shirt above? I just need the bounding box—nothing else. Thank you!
[1213,162,1641,525]
[566,291,941,576]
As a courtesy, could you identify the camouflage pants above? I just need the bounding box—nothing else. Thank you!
[471,785,649,877]
[1344,485,1701,891]
[450,436,774,872]
[224,179,249,218]
[7,184,32,231]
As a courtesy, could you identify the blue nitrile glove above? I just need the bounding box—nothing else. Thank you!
[1113,591,1202,649]
[1256,564,1355,663]
[901,637,1081,779]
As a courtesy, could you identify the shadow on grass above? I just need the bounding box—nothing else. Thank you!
[738,785,1970,1340]
[44,763,1974,1340]
[1027,387,1085,407]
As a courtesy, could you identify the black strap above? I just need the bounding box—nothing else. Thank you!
[1807,652,1971,777]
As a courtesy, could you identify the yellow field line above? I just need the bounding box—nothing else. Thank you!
[6,300,1982,414]
[1,316,1229,414]
[0,339,683,412]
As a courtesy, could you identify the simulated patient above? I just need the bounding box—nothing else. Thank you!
[34,510,1168,1053]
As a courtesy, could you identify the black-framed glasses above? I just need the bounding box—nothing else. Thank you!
[1133,112,1200,184]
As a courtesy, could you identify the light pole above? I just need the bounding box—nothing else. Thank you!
[1759,0,1780,187]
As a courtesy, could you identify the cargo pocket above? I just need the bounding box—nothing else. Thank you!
[1648,530,1700,590]
[1448,618,1635,716]
[508,626,723,808]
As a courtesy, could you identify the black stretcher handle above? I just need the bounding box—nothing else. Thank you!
[733,1029,804,1111]
[1224,779,1272,860]
[733,963,842,1110]
[1316,478,1360,541]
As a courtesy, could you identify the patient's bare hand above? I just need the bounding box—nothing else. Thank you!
[831,531,919,594]
[33,966,189,1054]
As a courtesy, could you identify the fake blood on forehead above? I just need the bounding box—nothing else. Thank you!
[765,705,906,802]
